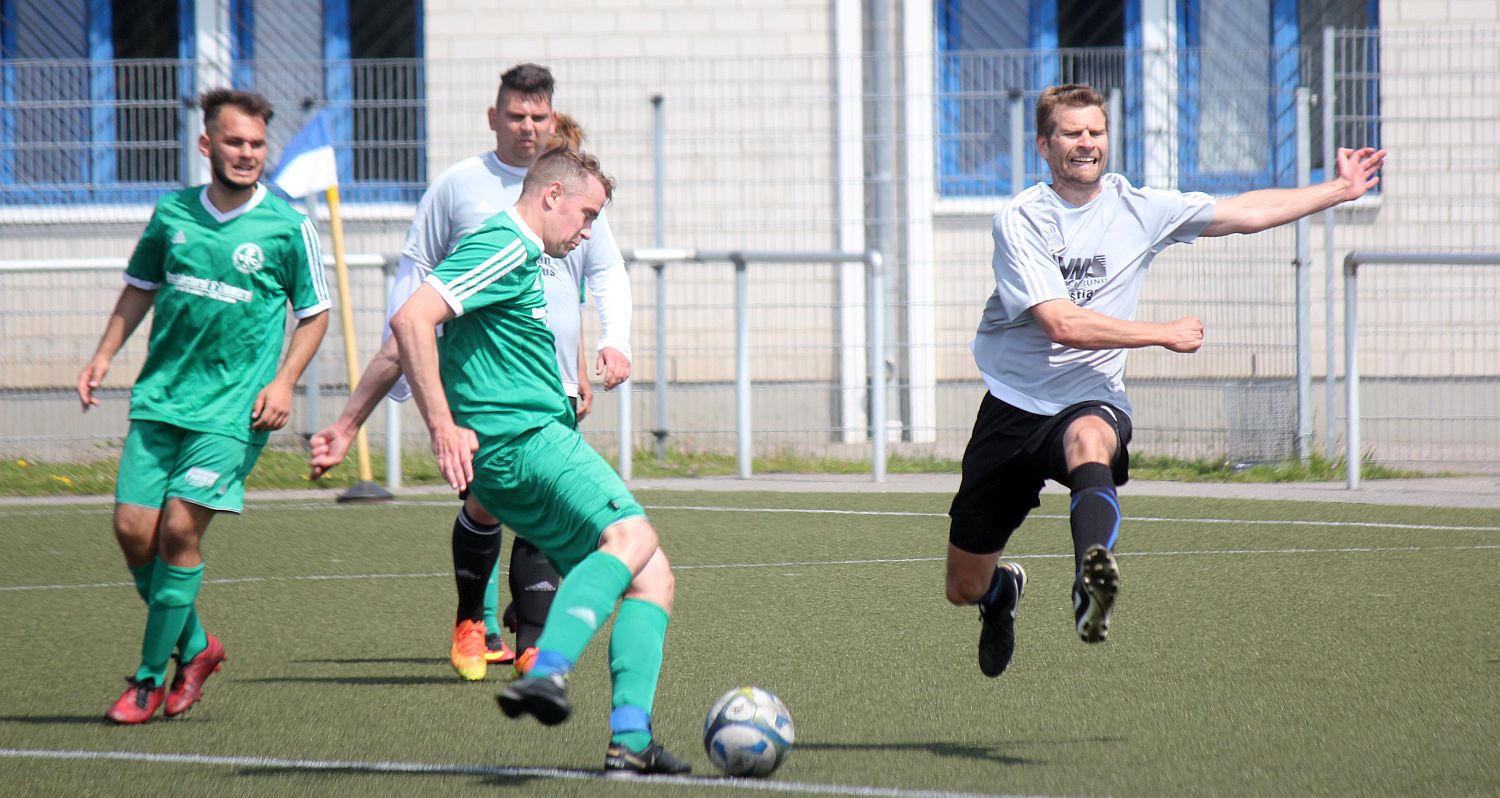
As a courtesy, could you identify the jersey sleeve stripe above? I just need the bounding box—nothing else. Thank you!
[123,273,160,291]
[999,206,1048,300]
[445,241,527,302]
[299,217,332,305]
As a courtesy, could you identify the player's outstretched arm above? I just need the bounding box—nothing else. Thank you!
[391,284,477,490]
[309,330,409,479]
[1032,299,1203,353]
[252,311,329,431]
[1202,146,1386,237]
[78,285,155,412]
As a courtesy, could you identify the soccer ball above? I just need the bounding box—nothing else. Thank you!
[702,686,794,777]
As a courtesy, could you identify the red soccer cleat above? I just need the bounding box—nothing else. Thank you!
[484,632,516,665]
[514,646,538,678]
[105,677,165,725]
[165,633,226,717]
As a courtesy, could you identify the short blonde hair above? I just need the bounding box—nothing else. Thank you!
[1035,84,1107,138]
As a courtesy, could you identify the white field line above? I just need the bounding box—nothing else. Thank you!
[3,500,1497,534]
[3,543,1499,594]
[0,747,1061,798]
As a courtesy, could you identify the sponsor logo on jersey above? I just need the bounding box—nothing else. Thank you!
[232,242,266,274]
[171,230,188,245]
[167,272,253,304]
[1058,254,1108,304]
[184,467,221,488]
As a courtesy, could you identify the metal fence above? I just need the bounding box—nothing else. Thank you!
[3,29,1498,476]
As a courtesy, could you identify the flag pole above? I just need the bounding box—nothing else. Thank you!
[325,183,393,503]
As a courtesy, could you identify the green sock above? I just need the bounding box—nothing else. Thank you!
[608,598,670,752]
[532,551,632,673]
[483,558,502,638]
[131,558,206,662]
[128,559,156,602]
[134,562,204,685]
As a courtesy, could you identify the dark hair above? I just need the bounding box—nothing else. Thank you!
[497,63,555,107]
[1035,84,1106,139]
[522,146,614,203]
[199,88,275,129]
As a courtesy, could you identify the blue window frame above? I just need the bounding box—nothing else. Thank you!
[0,0,424,205]
[0,0,230,204]
[935,0,1379,198]
[322,0,425,203]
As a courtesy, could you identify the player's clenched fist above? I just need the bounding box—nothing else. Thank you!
[1162,317,1204,353]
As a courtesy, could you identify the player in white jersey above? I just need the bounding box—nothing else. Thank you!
[947,84,1386,678]
[312,64,631,680]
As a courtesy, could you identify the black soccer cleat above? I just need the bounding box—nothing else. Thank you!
[1073,545,1120,643]
[496,672,571,726]
[977,562,1026,677]
[604,740,692,777]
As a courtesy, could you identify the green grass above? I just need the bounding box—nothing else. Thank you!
[2,490,1498,796]
[0,449,1430,498]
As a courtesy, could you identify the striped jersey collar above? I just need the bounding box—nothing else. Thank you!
[198,183,268,223]
[501,206,545,254]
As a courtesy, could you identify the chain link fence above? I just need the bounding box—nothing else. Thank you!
[3,29,1497,474]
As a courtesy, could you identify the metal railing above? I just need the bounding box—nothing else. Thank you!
[620,248,886,481]
[1341,251,1500,489]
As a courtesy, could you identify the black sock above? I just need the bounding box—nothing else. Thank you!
[452,508,502,624]
[1068,462,1120,574]
[508,536,560,652]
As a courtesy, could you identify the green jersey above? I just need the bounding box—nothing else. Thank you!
[124,184,331,443]
[426,208,572,447]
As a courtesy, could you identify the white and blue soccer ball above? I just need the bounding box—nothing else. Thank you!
[702,686,795,777]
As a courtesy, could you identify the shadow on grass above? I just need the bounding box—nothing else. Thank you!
[241,675,460,687]
[798,735,1125,766]
[229,768,574,791]
[289,657,447,666]
[0,714,111,726]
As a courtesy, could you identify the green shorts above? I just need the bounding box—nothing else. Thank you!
[115,420,265,513]
[468,421,644,576]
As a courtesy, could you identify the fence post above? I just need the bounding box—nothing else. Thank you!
[733,254,751,479]
[1294,87,1312,462]
[650,94,668,463]
[384,258,402,490]
[1343,255,1360,489]
[868,249,887,482]
[1322,25,1339,461]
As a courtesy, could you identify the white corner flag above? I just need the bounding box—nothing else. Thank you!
[272,110,338,198]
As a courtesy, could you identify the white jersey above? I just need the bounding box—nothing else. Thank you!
[972,172,1214,417]
[385,151,631,400]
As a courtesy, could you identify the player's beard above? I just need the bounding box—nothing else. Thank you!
[210,152,262,194]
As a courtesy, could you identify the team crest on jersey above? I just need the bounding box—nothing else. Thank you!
[232,242,266,274]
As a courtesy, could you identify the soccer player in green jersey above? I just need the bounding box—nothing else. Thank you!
[311,147,688,776]
[77,88,331,725]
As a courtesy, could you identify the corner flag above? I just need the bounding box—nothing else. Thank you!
[272,110,338,198]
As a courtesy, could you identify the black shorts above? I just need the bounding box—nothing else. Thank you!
[947,392,1133,555]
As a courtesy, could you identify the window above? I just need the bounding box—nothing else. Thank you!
[935,0,1130,198]
[1,0,216,204]
[934,0,1378,198]
[0,0,425,205]
[321,0,424,202]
